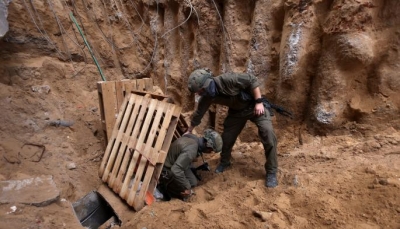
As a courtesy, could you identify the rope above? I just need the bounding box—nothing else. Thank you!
[70,12,107,81]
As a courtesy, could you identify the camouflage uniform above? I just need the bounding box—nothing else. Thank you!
[191,72,278,174]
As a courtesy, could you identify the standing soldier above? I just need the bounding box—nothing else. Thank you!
[186,68,279,188]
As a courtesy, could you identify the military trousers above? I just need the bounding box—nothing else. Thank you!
[220,107,278,174]
[158,167,198,200]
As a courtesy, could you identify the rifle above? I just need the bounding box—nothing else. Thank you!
[262,98,294,119]
[240,91,293,119]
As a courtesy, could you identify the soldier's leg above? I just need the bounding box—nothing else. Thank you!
[158,168,186,200]
[251,109,278,174]
[217,115,247,171]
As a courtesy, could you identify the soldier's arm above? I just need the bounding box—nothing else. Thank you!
[235,73,261,90]
[188,96,213,133]
[253,87,265,116]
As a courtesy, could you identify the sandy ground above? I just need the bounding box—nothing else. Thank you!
[0,64,398,228]
[0,0,399,228]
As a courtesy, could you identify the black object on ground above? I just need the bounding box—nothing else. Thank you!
[72,191,121,229]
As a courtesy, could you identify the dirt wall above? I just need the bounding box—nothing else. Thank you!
[3,0,400,137]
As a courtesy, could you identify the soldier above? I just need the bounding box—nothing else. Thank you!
[158,129,223,201]
[186,68,279,188]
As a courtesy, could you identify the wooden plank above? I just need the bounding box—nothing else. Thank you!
[113,95,151,194]
[156,150,167,163]
[120,98,158,199]
[147,103,181,198]
[98,79,156,143]
[108,95,144,188]
[137,79,146,91]
[162,106,182,151]
[135,106,178,209]
[148,150,166,164]
[100,95,132,180]
[144,78,153,91]
[127,100,168,206]
[123,80,137,98]
[115,81,126,110]
[130,90,171,102]
[124,99,162,204]
[98,81,118,141]
[97,83,107,139]
[98,83,122,177]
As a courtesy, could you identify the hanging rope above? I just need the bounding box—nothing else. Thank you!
[70,12,107,81]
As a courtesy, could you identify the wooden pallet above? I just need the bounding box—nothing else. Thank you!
[97,79,154,141]
[98,93,182,211]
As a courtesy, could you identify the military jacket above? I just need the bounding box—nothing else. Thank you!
[191,72,261,126]
[164,134,200,190]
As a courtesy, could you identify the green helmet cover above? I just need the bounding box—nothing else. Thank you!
[188,69,213,93]
[203,129,223,153]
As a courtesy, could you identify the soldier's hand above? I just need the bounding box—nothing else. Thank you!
[184,126,194,135]
[254,103,265,116]
[181,189,194,201]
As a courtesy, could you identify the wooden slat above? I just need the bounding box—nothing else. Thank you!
[144,78,153,91]
[115,81,126,110]
[134,104,179,209]
[108,95,144,188]
[123,80,137,97]
[98,81,118,141]
[101,94,134,183]
[113,96,151,193]
[127,100,168,206]
[147,105,181,195]
[120,98,158,199]
[97,83,107,139]
[137,79,146,91]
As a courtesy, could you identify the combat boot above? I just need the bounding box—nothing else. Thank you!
[265,173,278,188]
[215,162,231,173]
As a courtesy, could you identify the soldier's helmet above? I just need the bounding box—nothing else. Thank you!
[188,68,213,93]
[203,129,223,153]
